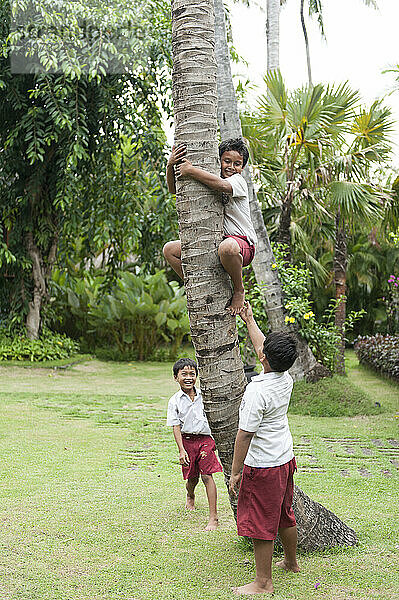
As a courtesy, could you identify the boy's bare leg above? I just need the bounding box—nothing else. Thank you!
[233,538,274,595]
[201,474,219,530]
[185,476,199,510]
[218,238,245,315]
[276,526,300,572]
[163,240,183,279]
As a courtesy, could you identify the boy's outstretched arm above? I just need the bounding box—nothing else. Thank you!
[166,144,187,194]
[240,302,266,357]
[172,424,190,467]
[177,158,233,195]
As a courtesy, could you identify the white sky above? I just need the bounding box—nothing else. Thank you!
[226,0,399,168]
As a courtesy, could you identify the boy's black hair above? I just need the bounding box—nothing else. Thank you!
[173,357,198,378]
[263,332,297,373]
[219,138,249,167]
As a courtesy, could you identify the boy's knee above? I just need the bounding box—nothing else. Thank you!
[163,240,181,259]
[218,238,240,258]
[201,473,213,484]
[187,475,199,486]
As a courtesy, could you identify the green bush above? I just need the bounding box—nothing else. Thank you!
[354,334,399,380]
[272,244,365,372]
[51,269,190,361]
[0,330,79,362]
[290,375,382,417]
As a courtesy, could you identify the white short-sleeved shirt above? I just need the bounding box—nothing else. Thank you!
[224,173,258,246]
[166,388,211,435]
[239,371,294,468]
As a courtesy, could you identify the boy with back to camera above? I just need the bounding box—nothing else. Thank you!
[229,303,300,596]
[163,138,257,316]
[166,358,223,531]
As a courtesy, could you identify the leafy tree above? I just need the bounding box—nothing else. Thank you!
[0,0,172,337]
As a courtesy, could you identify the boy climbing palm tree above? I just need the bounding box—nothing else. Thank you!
[163,138,257,315]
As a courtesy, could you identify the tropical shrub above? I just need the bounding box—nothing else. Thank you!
[272,245,365,372]
[51,270,190,360]
[238,245,365,372]
[290,376,382,417]
[0,330,79,362]
[354,334,399,381]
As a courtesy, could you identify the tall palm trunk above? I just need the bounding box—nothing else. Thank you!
[214,0,320,382]
[300,0,313,87]
[334,213,347,374]
[171,0,246,508]
[266,0,280,72]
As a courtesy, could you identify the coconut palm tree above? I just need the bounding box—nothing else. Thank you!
[171,0,246,502]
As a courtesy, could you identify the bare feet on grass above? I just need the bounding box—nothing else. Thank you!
[233,579,274,595]
[204,517,218,531]
[228,290,245,316]
[185,494,195,510]
[276,559,300,573]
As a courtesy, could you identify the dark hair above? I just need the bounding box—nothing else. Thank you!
[263,332,297,372]
[219,138,249,167]
[173,358,198,378]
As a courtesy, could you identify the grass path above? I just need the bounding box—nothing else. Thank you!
[0,355,398,599]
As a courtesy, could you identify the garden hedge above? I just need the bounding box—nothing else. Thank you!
[354,334,399,381]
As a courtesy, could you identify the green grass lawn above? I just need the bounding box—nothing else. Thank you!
[0,354,398,600]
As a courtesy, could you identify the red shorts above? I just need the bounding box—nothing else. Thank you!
[181,434,223,480]
[237,457,297,540]
[223,235,255,267]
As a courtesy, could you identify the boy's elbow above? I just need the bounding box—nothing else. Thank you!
[220,180,233,195]
[238,429,254,441]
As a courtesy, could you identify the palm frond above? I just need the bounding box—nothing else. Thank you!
[308,0,325,38]
[351,101,394,150]
[328,181,383,223]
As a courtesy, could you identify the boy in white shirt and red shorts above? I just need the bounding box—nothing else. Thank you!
[229,303,300,596]
[163,138,257,315]
[167,358,223,531]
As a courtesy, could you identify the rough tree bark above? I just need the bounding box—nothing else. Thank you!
[214,0,325,383]
[171,0,357,550]
[171,0,246,510]
[25,230,58,340]
[334,213,347,375]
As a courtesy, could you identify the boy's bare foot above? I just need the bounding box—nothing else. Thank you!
[276,559,300,573]
[233,579,274,595]
[228,290,245,316]
[204,517,218,531]
[185,494,195,510]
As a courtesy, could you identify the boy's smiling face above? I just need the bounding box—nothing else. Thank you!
[220,150,244,179]
[175,365,197,395]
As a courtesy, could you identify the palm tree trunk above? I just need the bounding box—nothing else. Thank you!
[214,0,319,382]
[293,486,357,550]
[334,214,347,375]
[300,0,313,88]
[266,0,280,72]
[171,0,246,509]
